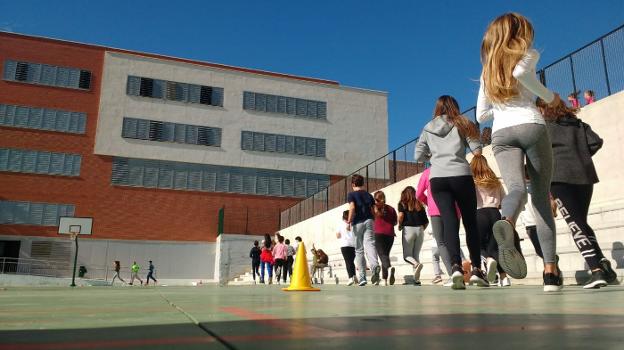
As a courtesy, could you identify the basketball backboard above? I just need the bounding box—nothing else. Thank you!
[58,217,93,236]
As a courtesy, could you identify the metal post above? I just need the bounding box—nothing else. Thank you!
[70,236,78,287]
[600,39,612,95]
[365,167,369,191]
[325,188,329,212]
[569,56,577,95]
[392,150,397,183]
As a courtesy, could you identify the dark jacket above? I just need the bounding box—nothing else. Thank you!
[249,246,261,263]
[547,114,602,185]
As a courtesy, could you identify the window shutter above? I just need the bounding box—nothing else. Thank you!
[148,120,164,141]
[174,165,188,189]
[29,203,44,225]
[111,158,130,185]
[143,161,159,188]
[253,132,265,151]
[188,166,202,190]
[317,139,326,157]
[122,118,138,138]
[0,201,14,224]
[286,97,296,115]
[0,148,8,170]
[3,60,17,80]
[16,62,30,81]
[40,65,56,85]
[282,177,294,197]
[21,150,37,173]
[277,96,287,113]
[211,87,224,107]
[305,138,317,156]
[188,84,201,104]
[36,152,51,174]
[15,106,29,127]
[265,134,277,152]
[28,108,43,129]
[72,155,81,176]
[174,124,186,143]
[202,169,216,191]
[43,109,57,130]
[307,100,317,118]
[243,91,255,110]
[201,86,213,105]
[230,171,243,193]
[241,131,253,150]
[295,137,306,155]
[276,135,286,153]
[255,93,266,112]
[68,68,80,87]
[78,70,91,89]
[42,204,59,226]
[127,76,141,96]
[294,178,307,197]
[256,172,269,195]
[26,63,41,83]
[136,119,150,139]
[14,201,30,224]
[50,153,65,175]
[285,136,295,153]
[152,79,164,99]
[4,105,15,125]
[55,111,70,132]
[62,155,74,176]
[307,179,319,196]
[242,174,256,194]
[216,171,230,192]
[8,149,22,172]
[317,102,327,119]
[296,99,307,116]
[162,122,175,142]
[77,113,87,134]
[128,163,145,186]
[140,78,154,97]
[0,104,6,125]
[185,125,199,145]
[68,112,81,133]
[158,163,174,189]
[269,175,282,196]
[56,67,70,87]
[266,95,277,113]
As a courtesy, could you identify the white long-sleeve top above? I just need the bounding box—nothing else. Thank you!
[476,49,555,134]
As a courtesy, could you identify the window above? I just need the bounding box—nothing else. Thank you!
[3,60,91,90]
[243,91,327,120]
[0,200,75,226]
[0,147,81,177]
[126,76,223,107]
[122,117,221,147]
[111,157,329,198]
[241,131,326,157]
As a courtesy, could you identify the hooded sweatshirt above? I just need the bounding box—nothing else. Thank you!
[414,115,481,179]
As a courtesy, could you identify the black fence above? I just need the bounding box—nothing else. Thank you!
[280,23,624,229]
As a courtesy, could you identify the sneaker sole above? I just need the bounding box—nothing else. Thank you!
[469,275,490,287]
[358,281,367,286]
[543,285,563,292]
[413,263,423,283]
[451,271,465,290]
[600,259,619,284]
[583,279,608,289]
[493,220,527,279]
[389,267,395,285]
[486,259,498,284]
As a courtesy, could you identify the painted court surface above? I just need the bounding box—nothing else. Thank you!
[1,284,624,349]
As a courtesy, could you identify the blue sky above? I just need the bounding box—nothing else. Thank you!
[2,0,623,150]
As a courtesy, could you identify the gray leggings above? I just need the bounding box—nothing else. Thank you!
[402,226,425,265]
[430,216,453,275]
[492,123,556,264]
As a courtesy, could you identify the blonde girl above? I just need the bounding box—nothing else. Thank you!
[398,186,429,285]
[477,13,563,292]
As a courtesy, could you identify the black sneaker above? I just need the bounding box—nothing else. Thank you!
[389,267,395,285]
[451,264,466,290]
[543,272,563,292]
[469,267,490,287]
[583,270,608,289]
[493,220,527,279]
[371,266,381,285]
[600,258,618,284]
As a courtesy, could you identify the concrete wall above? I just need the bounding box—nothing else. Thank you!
[214,233,263,285]
[277,91,624,283]
[95,52,388,176]
[1,235,216,281]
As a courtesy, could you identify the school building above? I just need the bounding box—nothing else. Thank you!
[0,31,388,281]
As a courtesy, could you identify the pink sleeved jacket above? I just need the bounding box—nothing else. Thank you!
[416,168,460,217]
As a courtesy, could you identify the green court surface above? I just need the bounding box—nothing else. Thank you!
[1,284,624,349]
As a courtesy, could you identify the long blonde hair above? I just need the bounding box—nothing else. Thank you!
[470,155,502,190]
[481,13,535,104]
[433,95,480,140]
[399,186,424,212]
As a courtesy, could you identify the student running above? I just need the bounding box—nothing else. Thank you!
[398,186,429,285]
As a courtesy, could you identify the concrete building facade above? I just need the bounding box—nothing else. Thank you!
[0,32,388,281]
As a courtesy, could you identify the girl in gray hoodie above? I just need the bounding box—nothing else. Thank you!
[414,95,488,290]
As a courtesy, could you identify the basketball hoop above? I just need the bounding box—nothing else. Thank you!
[68,225,81,241]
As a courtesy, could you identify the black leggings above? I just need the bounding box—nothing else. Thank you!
[375,234,394,279]
[477,207,504,273]
[252,261,260,280]
[285,256,294,280]
[430,175,481,269]
[340,246,356,278]
[551,183,604,270]
[526,226,544,259]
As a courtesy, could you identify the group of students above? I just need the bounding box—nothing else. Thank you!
[337,12,617,292]
[568,90,597,108]
[249,233,298,284]
[110,260,157,286]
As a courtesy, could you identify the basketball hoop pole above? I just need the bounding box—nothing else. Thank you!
[70,234,78,287]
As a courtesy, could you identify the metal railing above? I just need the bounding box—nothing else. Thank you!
[279,23,624,229]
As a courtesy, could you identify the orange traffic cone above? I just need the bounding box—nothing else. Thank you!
[282,242,320,292]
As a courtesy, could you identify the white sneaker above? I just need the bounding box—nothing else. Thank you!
[347,278,355,286]
[443,278,453,287]
[358,279,367,287]
[413,263,423,283]
[500,276,511,287]
[486,258,498,284]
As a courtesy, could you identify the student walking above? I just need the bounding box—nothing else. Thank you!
[111,260,126,286]
[537,97,617,288]
[398,186,429,285]
[470,155,512,286]
[273,235,287,284]
[372,191,397,286]
[336,210,357,286]
[415,95,489,290]
[477,12,563,292]
[129,261,143,286]
[285,239,295,280]
[250,240,261,284]
[260,233,274,284]
[145,260,157,285]
[347,174,380,286]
